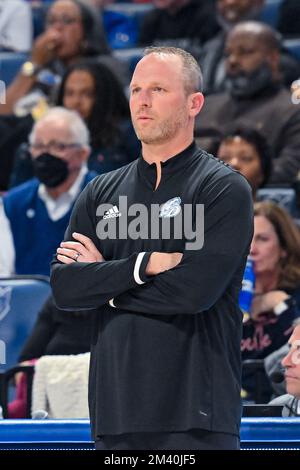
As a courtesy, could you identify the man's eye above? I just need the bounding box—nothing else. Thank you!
[53,143,66,152]
[153,87,163,92]
[131,88,140,94]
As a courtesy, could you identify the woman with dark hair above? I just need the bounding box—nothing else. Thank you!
[0,0,129,190]
[216,125,272,198]
[0,0,128,116]
[9,60,140,186]
[242,201,300,401]
[56,60,139,174]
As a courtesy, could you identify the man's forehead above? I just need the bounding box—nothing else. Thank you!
[34,119,71,137]
[227,30,263,48]
[131,54,182,82]
[219,0,258,10]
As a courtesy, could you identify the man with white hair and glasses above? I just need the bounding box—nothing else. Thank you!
[270,319,300,416]
[0,107,96,276]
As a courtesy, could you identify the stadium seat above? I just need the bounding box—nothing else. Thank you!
[283,38,300,61]
[0,53,28,87]
[103,2,153,49]
[0,364,35,418]
[0,276,51,370]
[259,0,283,27]
[113,47,144,73]
[256,187,299,219]
[32,3,50,39]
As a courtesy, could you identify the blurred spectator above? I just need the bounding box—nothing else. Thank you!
[84,0,114,6]
[196,22,300,185]
[241,201,300,402]
[0,107,96,276]
[0,0,32,52]
[10,60,140,187]
[18,295,94,363]
[291,78,300,105]
[216,125,272,198]
[201,0,264,94]
[0,0,128,116]
[0,113,37,192]
[200,0,300,94]
[264,342,289,397]
[138,0,220,58]
[216,0,264,27]
[8,294,95,418]
[269,319,300,416]
[277,0,300,39]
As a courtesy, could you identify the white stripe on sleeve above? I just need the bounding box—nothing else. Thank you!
[133,252,147,285]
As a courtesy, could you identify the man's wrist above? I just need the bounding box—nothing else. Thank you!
[145,252,158,276]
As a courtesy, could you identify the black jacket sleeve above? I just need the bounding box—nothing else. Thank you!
[50,182,152,310]
[111,173,253,315]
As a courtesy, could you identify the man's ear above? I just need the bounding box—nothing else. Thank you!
[189,92,204,117]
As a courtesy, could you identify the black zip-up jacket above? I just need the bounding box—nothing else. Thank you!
[51,142,253,439]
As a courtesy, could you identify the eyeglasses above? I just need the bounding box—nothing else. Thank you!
[46,16,81,27]
[30,141,81,154]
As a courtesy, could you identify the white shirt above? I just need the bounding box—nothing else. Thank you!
[0,166,88,276]
[0,0,32,52]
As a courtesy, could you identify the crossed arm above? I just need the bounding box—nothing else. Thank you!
[51,173,253,315]
[50,185,182,311]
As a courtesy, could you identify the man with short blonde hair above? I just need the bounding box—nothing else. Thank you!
[51,47,253,450]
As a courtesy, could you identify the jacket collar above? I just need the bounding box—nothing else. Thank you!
[137,141,201,185]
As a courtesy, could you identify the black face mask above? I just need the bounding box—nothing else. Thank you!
[32,153,69,188]
[225,63,273,99]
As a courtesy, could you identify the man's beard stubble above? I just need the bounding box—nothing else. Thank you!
[133,107,189,145]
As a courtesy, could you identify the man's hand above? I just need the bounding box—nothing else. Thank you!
[146,252,183,276]
[56,232,104,264]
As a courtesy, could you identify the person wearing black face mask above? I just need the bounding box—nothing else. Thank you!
[0,107,96,277]
[195,21,300,185]
[32,152,70,188]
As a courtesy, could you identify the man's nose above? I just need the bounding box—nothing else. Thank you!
[226,53,240,74]
[138,90,152,107]
[282,350,293,368]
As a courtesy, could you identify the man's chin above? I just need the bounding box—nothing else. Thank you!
[139,135,167,145]
[136,131,159,145]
